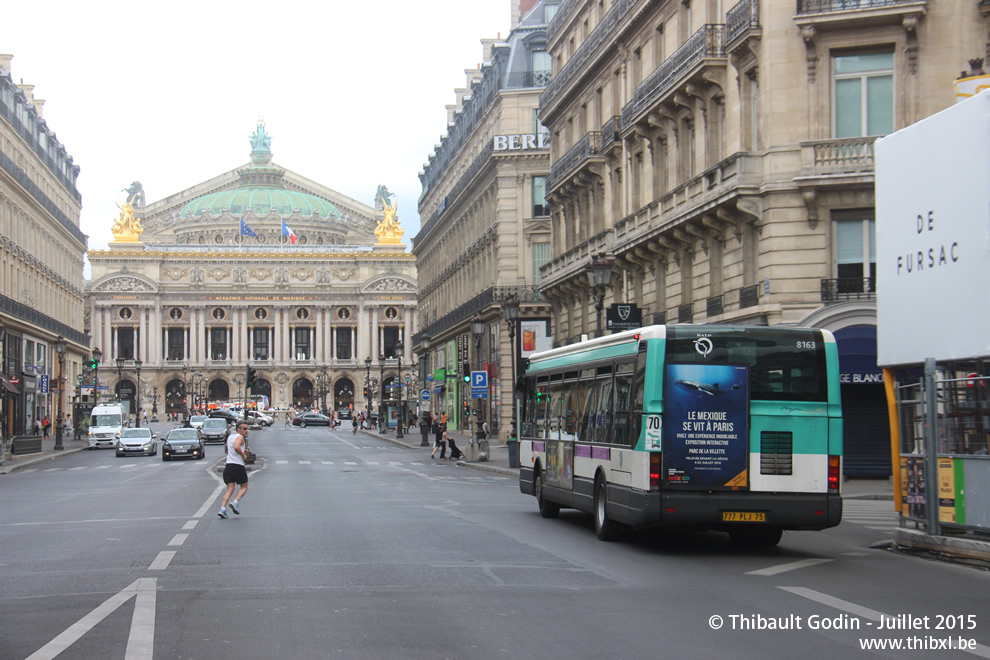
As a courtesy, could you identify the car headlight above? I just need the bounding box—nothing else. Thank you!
[163,442,172,451]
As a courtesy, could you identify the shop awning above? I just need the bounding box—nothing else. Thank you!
[1,376,20,394]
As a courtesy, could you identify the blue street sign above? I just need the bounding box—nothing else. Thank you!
[420,389,431,401]
[471,371,487,388]
[39,374,49,394]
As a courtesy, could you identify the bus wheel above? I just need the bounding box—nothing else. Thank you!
[729,527,783,548]
[535,472,560,519]
[594,477,619,541]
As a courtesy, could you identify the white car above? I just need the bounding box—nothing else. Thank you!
[116,428,157,457]
[188,415,208,430]
[246,410,273,426]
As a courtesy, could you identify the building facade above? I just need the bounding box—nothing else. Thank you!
[413,0,559,439]
[87,121,417,423]
[0,54,88,443]
[537,0,987,475]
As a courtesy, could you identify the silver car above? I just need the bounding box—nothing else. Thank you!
[201,418,231,444]
[116,428,157,457]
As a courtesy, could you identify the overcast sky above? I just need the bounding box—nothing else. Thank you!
[4,0,511,258]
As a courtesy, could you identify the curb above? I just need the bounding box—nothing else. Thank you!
[0,445,88,475]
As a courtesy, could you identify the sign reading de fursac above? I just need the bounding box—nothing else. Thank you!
[493,133,550,151]
[876,91,990,366]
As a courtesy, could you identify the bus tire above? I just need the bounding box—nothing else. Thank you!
[535,471,560,519]
[729,527,783,548]
[594,477,619,541]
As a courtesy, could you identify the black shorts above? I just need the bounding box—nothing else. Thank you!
[223,463,248,485]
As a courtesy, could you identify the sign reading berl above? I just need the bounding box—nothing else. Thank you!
[606,303,643,331]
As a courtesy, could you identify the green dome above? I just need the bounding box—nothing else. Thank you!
[182,186,339,219]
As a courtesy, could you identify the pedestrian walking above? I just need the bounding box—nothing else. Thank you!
[218,421,250,519]
[352,416,359,435]
[482,420,489,440]
[431,422,447,460]
[285,408,295,427]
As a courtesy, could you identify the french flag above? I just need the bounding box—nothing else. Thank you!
[281,220,297,244]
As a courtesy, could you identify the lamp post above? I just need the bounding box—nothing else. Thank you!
[92,347,102,406]
[395,340,404,439]
[378,353,386,434]
[134,358,142,425]
[115,357,124,403]
[54,336,67,450]
[364,356,372,414]
[151,385,159,422]
[419,335,431,446]
[75,374,84,440]
[471,313,485,441]
[587,254,614,337]
[502,297,520,442]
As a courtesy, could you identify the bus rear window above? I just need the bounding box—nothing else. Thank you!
[666,327,828,402]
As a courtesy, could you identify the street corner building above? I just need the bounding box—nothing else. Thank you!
[86,120,417,419]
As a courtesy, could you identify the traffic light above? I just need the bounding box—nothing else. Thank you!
[363,386,369,399]
[463,400,471,417]
[88,355,100,370]
[246,365,257,392]
[462,361,471,383]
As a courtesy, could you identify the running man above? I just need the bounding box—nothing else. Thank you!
[218,422,250,519]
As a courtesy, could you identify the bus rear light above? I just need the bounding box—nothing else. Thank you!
[828,455,840,493]
[650,453,661,489]
[665,507,676,513]
[814,510,825,516]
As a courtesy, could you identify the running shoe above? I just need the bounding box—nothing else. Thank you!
[230,501,240,515]
[217,508,228,519]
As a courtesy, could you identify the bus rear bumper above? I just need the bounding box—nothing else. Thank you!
[650,491,842,531]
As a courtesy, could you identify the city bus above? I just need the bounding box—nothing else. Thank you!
[518,324,843,546]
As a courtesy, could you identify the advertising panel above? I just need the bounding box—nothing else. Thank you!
[663,363,749,489]
[544,439,573,490]
[875,91,990,366]
[519,319,553,358]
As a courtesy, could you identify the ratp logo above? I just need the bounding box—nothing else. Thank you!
[693,337,713,358]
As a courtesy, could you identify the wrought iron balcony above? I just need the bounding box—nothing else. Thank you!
[797,0,918,13]
[739,284,760,309]
[547,131,602,191]
[678,303,694,323]
[821,277,876,302]
[505,70,553,89]
[706,295,724,317]
[622,24,726,130]
[600,116,622,151]
[726,0,761,46]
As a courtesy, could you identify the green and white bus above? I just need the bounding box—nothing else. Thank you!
[518,324,843,546]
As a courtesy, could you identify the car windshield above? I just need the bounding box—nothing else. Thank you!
[169,430,199,440]
[203,419,227,429]
[121,429,151,438]
[190,416,207,423]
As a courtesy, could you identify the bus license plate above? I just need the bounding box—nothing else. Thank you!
[722,511,765,522]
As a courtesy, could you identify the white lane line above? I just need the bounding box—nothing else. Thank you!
[299,460,312,464]
[18,468,38,473]
[25,577,157,660]
[43,468,63,472]
[780,586,990,659]
[389,461,402,465]
[148,551,175,571]
[167,533,188,547]
[366,461,380,466]
[276,460,288,464]
[182,520,198,530]
[747,558,833,576]
[321,461,334,465]
[411,462,424,466]
[68,466,87,471]
[94,465,110,469]
[344,461,357,465]
[194,485,225,519]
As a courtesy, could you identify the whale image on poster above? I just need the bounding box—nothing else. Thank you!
[664,363,749,489]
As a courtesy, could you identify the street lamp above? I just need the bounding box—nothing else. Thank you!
[587,254,614,337]
[151,385,159,422]
[364,356,372,413]
[54,336,67,450]
[502,296,520,442]
[115,357,124,402]
[471,313,485,441]
[92,347,102,406]
[135,358,142,425]
[419,335,430,446]
[378,353,386,434]
[395,340,404,439]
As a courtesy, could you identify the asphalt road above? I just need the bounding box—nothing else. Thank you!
[2,425,989,659]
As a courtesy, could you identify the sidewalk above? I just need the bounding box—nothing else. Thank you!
[361,425,519,478]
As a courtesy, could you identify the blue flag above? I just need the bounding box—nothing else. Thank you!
[240,218,258,237]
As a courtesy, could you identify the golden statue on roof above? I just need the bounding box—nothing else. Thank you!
[110,198,143,243]
[374,196,404,245]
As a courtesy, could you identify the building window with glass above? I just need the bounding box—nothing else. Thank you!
[533,242,551,285]
[253,328,269,361]
[833,51,893,138]
[295,328,311,360]
[167,328,185,360]
[533,176,548,217]
[336,327,353,360]
[835,214,876,294]
[210,328,227,360]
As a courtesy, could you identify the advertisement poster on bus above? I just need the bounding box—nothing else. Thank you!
[663,363,749,489]
[544,439,573,490]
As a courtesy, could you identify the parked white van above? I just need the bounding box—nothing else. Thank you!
[88,404,127,448]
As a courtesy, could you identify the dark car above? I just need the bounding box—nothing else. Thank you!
[209,409,240,425]
[200,418,231,444]
[337,408,352,420]
[162,427,206,461]
[291,412,332,428]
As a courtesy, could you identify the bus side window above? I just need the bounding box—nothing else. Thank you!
[595,380,613,444]
[612,372,632,446]
[579,380,596,442]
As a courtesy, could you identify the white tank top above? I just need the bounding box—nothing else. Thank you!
[226,433,245,466]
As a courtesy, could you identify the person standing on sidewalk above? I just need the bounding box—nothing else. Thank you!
[218,422,250,519]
